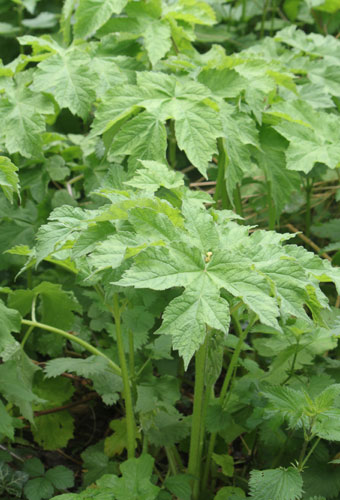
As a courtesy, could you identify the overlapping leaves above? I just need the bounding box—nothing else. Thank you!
[32,162,340,367]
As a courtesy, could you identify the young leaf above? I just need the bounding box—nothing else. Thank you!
[74,0,128,39]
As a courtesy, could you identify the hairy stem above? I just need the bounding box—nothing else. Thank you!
[214,138,231,210]
[267,180,276,230]
[188,336,209,499]
[233,183,244,221]
[21,319,121,377]
[113,294,136,459]
[169,120,177,169]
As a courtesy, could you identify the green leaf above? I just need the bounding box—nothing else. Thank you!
[157,285,230,367]
[249,467,303,500]
[0,156,20,203]
[0,299,21,353]
[99,454,160,500]
[144,20,172,67]
[198,68,246,98]
[219,102,259,199]
[32,411,75,450]
[35,206,90,264]
[164,0,216,26]
[23,458,45,478]
[74,0,128,39]
[214,486,246,499]
[164,474,192,500]
[31,48,96,119]
[0,462,28,498]
[24,477,54,500]
[108,111,167,165]
[212,453,234,477]
[262,386,308,429]
[269,100,340,173]
[104,419,128,457]
[0,350,43,423]
[175,103,221,177]
[44,356,111,379]
[33,282,81,332]
[125,160,184,193]
[45,466,74,490]
[0,78,53,158]
[0,401,15,440]
[255,128,300,215]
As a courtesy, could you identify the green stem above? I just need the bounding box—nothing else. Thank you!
[169,120,177,169]
[21,295,37,348]
[188,336,209,499]
[267,180,276,230]
[305,178,313,237]
[299,437,320,470]
[165,446,178,475]
[214,138,231,210]
[260,0,270,38]
[233,183,244,221]
[282,340,300,384]
[21,319,121,377]
[220,314,256,402]
[298,438,309,470]
[113,294,136,459]
[128,329,137,397]
[62,0,77,46]
[202,314,257,488]
[142,434,148,455]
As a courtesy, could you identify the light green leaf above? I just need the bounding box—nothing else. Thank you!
[144,20,172,66]
[0,81,53,158]
[104,419,128,457]
[125,160,184,193]
[32,411,74,451]
[31,48,96,119]
[249,467,303,500]
[35,206,90,264]
[74,0,128,39]
[164,0,216,26]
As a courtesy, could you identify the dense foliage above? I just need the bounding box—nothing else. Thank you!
[1,0,340,499]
